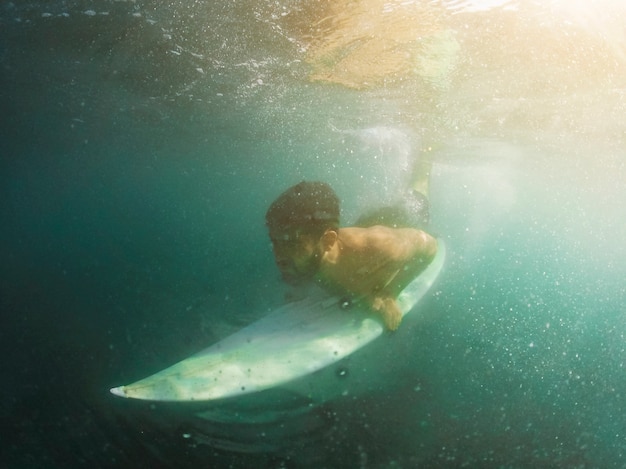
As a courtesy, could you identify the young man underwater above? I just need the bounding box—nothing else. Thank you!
[265,160,438,331]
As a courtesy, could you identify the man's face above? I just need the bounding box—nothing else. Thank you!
[269,229,322,285]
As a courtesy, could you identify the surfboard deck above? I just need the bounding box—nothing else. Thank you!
[110,239,446,402]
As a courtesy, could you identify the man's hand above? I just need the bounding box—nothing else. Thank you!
[371,296,402,331]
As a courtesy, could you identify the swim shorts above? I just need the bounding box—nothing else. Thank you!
[354,190,430,229]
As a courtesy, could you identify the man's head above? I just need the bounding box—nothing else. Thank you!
[266,181,340,285]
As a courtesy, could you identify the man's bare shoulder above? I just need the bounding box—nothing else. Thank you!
[336,226,435,265]
[339,225,431,248]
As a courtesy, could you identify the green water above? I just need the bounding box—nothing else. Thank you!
[1,0,625,467]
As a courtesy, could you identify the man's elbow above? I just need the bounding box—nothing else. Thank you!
[420,231,438,264]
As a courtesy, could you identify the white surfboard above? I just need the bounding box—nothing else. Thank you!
[110,239,446,402]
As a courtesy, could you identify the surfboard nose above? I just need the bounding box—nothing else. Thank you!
[109,386,126,397]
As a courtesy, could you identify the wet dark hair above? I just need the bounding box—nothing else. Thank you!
[265,181,340,237]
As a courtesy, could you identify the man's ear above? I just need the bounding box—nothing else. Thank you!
[320,229,338,252]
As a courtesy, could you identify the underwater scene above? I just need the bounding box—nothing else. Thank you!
[1,0,625,467]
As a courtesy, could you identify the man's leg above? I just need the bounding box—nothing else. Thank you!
[355,146,433,228]
[410,148,433,199]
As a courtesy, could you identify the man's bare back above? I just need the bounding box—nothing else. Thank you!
[265,180,437,331]
[315,225,438,330]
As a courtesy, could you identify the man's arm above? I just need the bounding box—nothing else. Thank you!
[370,295,404,331]
[379,228,437,296]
